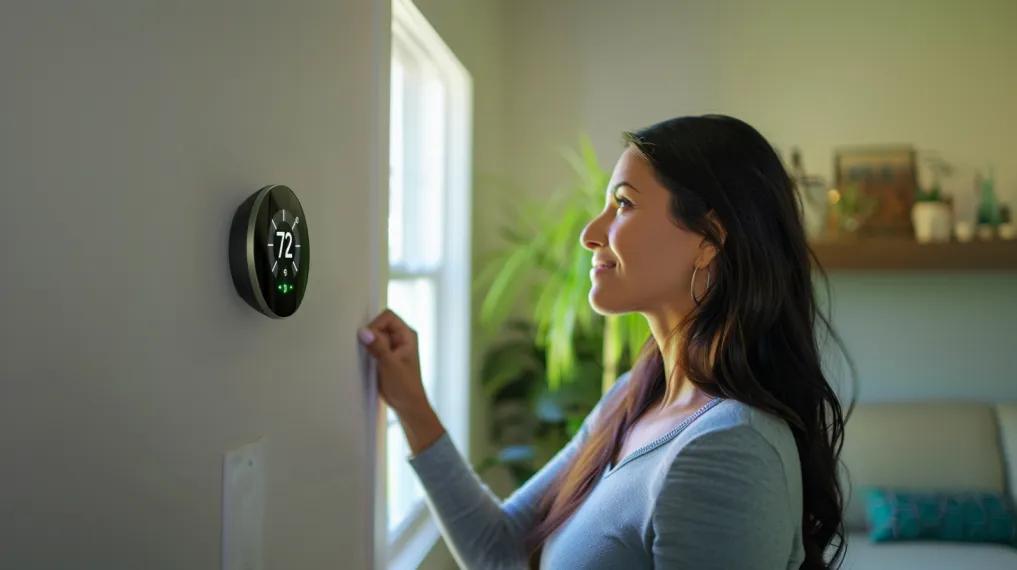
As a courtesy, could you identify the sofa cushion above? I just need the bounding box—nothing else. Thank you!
[839,531,1017,570]
[864,487,1017,544]
[839,403,1006,530]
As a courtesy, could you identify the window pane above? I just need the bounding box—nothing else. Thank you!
[387,423,423,534]
[415,73,446,265]
[389,46,445,270]
[386,278,437,401]
[389,56,405,265]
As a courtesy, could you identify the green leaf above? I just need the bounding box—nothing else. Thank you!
[478,246,536,331]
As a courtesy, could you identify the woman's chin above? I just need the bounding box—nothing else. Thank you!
[588,291,625,315]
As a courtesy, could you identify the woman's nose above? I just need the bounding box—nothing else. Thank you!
[580,216,605,251]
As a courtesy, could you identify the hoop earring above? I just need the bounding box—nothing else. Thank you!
[690,265,712,305]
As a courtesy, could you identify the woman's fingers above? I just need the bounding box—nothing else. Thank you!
[368,308,407,331]
[358,326,389,357]
[360,308,416,356]
[365,309,415,351]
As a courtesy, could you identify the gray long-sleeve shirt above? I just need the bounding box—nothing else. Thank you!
[407,370,806,569]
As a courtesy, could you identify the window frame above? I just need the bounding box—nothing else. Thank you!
[383,0,473,567]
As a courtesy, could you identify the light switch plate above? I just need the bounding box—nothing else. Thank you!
[222,438,266,570]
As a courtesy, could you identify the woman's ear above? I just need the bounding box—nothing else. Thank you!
[696,239,720,268]
[696,210,726,268]
[706,210,727,246]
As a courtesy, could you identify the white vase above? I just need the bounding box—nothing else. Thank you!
[954,221,974,242]
[911,202,952,243]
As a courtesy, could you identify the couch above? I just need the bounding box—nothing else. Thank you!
[835,401,1017,568]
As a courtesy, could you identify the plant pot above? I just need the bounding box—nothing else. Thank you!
[911,201,952,243]
[954,221,974,242]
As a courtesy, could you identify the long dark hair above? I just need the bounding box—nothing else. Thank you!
[523,114,858,569]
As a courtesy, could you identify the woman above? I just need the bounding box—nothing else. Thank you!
[359,114,856,569]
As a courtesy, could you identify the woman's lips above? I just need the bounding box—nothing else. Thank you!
[591,264,616,276]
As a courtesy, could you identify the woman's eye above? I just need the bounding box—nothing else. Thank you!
[615,197,633,210]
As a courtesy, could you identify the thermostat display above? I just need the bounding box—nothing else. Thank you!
[229,184,309,318]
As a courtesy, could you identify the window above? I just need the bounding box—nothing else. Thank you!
[386,0,472,566]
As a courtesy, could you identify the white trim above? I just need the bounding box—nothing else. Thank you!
[387,498,429,546]
[385,0,473,566]
[387,505,441,570]
[389,267,442,280]
[369,0,393,569]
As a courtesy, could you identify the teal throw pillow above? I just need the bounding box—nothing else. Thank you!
[865,487,1017,545]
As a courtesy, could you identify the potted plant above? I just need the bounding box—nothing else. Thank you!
[826,182,879,238]
[470,133,648,485]
[912,155,953,243]
[472,317,609,484]
[472,132,649,394]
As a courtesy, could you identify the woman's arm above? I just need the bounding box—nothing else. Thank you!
[651,425,796,569]
[405,372,631,570]
[396,402,447,456]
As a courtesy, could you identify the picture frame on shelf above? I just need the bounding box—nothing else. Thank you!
[833,144,917,237]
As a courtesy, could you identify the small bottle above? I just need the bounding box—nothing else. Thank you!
[789,147,828,240]
[952,176,975,242]
[999,204,1015,240]
[976,168,999,240]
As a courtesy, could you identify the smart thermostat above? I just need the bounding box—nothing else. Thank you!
[229,184,309,318]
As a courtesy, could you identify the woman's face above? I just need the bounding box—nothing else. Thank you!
[579,145,716,317]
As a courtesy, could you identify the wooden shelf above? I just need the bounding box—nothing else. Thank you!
[808,236,1017,271]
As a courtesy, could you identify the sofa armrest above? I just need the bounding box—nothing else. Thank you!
[995,403,1017,508]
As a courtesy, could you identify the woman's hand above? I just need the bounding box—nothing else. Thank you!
[359,308,446,455]
[358,308,429,416]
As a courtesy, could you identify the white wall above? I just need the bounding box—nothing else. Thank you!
[0,1,389,568]
[823,272,1017,402]
[496,0,1017,404]
[504,0,1017,205]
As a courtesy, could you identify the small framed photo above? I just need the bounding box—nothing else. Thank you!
[834,145,917,236]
